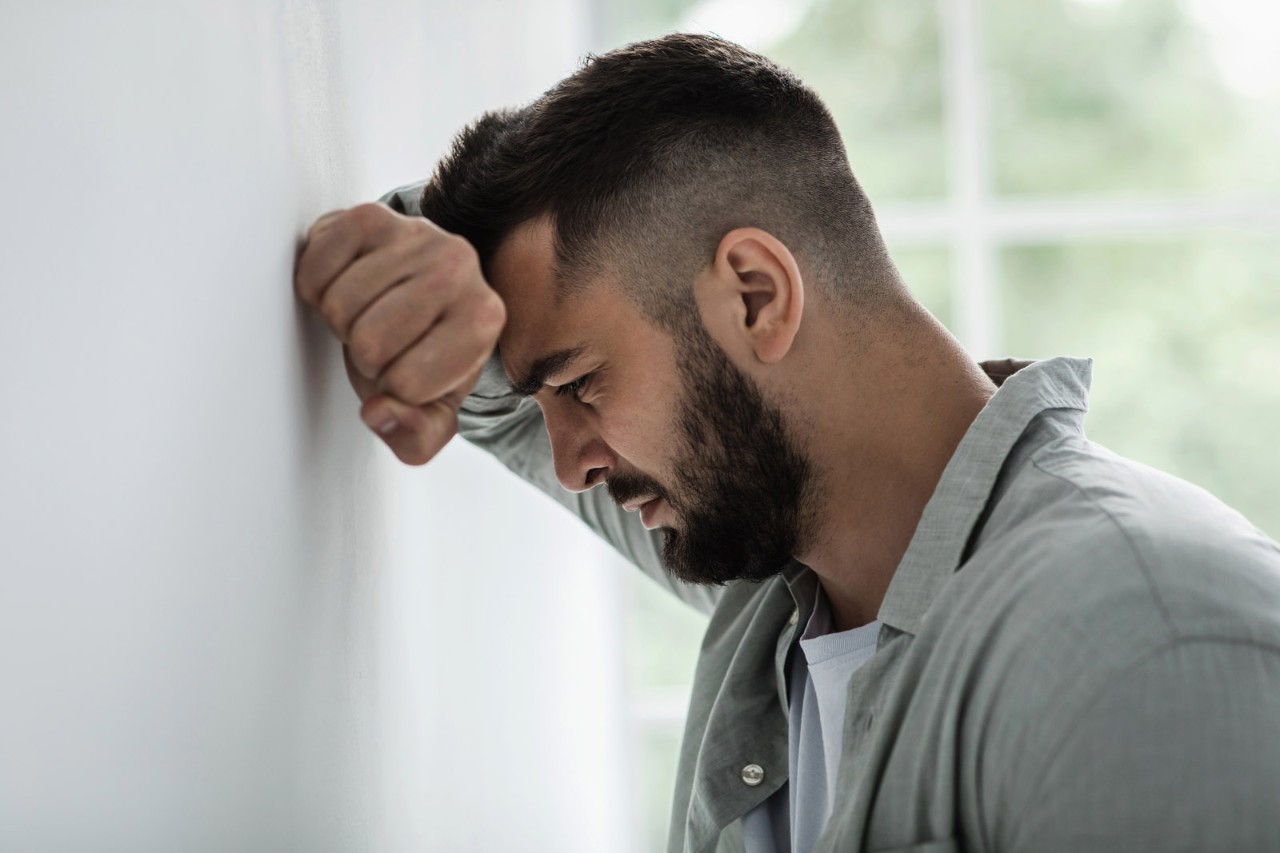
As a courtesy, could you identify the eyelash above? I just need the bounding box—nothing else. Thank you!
[555,374,591,400]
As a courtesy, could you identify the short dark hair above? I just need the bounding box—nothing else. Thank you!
[419,33,899,328]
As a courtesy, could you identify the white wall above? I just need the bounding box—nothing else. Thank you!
[0,2,632,850]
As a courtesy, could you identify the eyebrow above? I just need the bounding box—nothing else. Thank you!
[510,346,586,397]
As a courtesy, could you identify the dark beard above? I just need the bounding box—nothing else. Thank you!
[609,322,814,586]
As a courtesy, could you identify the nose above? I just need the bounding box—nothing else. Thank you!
[541,398,615,493]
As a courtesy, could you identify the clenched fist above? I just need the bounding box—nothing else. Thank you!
[294,202,506,465]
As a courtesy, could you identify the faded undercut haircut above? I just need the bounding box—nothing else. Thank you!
[418,33,902,331]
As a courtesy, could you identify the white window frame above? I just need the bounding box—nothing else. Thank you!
[889,0,1280,357]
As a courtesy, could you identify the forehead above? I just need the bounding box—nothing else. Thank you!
[487,217,597,381]
[488,216,559,309]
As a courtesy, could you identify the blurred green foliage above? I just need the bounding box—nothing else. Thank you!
[988,0,1280,195]
[630,725,685,853]
[598,0,947,201]
[767,1,946,200]
[626,569,707,692]
[1002,234,1280,538]
[891,244,953,326]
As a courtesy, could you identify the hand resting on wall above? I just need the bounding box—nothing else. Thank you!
[294,203,506,465]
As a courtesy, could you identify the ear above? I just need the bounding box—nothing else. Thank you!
[694,227,804,365]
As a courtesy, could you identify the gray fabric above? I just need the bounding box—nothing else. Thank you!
[380,181,1280,852]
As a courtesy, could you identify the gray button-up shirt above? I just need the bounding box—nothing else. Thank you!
[383,183,1280,853]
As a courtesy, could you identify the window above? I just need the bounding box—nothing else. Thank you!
[594,1,1280,848]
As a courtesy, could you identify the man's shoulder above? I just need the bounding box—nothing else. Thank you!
[911,433,1280,851]
[931,432,1280,704]
[973,431,1280,631]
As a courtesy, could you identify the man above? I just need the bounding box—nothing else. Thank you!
[293,34,1280,853]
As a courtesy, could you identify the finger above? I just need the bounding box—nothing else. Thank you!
[345,267,460,379]
[359,394,458,466]
[376,292,505,406]
[343,345,380,403]
[293,203,397,307]
[295,210,362,306]
[316,235,429,345]
[436,360,487,411]
[307,208,347,236]
[293,209,346,268]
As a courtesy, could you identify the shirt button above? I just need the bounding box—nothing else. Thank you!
[788,609,799,626]
[741,764,765,786]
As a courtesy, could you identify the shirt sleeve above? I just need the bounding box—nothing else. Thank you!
[1000,637,1280,852]
[376,181,722,615]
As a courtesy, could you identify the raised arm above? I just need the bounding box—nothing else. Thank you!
[291,184,719,614]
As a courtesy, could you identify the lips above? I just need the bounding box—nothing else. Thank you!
[638,497,662,530]
[620,495,664,530]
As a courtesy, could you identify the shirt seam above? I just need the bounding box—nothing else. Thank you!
[1029,454,1177,637]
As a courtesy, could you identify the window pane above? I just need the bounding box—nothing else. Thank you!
[986,0,1280,196]
[625,572,707,692]
[623,576,704,852]
[767,1,946,201]
[595,0,947,201]
[631,724,684,853]
[594,0,703,45]
[1000,234,1280,539]
[890,244,953,330]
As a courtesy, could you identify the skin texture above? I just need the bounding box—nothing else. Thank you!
[293,203,505,465]
[494,219,814,586]
[295,205,997,631]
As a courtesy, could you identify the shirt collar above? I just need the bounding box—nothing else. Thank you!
[874,356,1093,635]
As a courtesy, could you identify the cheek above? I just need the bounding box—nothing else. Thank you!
[600,400,678,471]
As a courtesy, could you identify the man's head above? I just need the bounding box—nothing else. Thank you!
[419,33,902,330]
[420,34,914,586]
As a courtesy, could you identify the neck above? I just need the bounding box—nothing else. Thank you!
[791,308,995,632]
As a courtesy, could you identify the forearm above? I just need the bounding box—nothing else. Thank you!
[380,181,720,614]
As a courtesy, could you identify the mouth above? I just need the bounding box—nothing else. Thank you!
[621,496,665,530]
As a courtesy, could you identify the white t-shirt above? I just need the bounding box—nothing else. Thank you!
[741,588,883,853]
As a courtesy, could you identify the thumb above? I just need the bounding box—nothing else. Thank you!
[359,394,459,466]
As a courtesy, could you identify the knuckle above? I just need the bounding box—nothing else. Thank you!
[415,267,453,300]
[304,209,342,243]
[294,257,323,305]
[438,235,478,277]
[347,322,383,370]
[349,202,391,237]
[318,293,352,337]
[473,291,507,335]
[383,363,425,404]
[415,238,480,305]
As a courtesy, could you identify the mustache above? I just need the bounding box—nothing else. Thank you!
[606,471,668,507]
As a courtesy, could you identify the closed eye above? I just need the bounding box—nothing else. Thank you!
[554,374,591,401]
